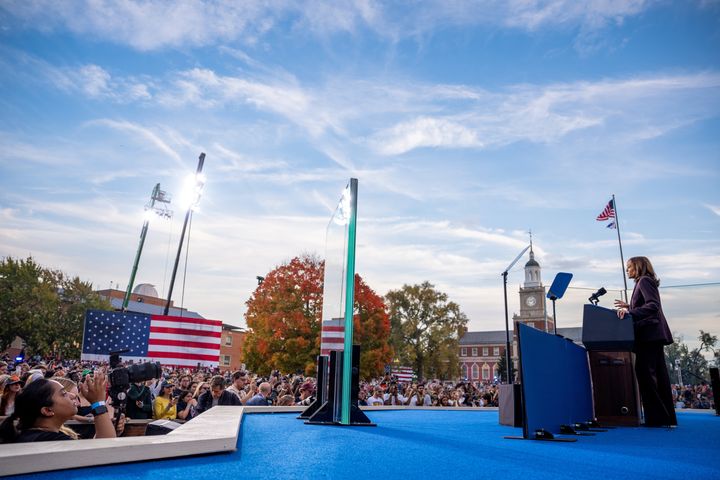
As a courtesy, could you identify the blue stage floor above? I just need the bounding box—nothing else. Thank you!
[8,410,720,479]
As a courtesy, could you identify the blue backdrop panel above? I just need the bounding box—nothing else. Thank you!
[565,339,594,424]
[518,324,594,438]
[518,324,569,437]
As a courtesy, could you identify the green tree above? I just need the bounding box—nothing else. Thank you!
[0,256,111,359]
[386,282,468,380]
[665,330,717,384]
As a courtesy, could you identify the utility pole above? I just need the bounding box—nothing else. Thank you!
[122,183,171,310]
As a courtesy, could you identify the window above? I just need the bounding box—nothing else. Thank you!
[482,364,490,380]
[222,355,231,366]
[482,347,488,357]
[224,335,232,346]
[527,322,535,329]
[471,347,478,356]
[471,364,479,380]
[493,346,500,356]
[461,364,469,380]
[461,347,467,357]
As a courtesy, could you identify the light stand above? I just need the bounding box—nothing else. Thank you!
[165,153,206,316]
[501,245,531,383]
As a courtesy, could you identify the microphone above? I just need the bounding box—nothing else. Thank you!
[588,287,607,305]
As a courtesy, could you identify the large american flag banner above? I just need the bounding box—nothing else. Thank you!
[390,366,415,383]
[596,198,616,221]
[81,310,222,367]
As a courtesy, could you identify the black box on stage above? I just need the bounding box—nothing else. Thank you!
[498,383,522,427]
[583,304,640,426]
[582,304,635,352]
[145,419,182,436]
[710,367,720,416]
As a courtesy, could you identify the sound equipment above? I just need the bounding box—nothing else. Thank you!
[498,383,522,427]
[710,367,720,416]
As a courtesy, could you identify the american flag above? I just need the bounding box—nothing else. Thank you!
[320,317,345,356]
[390,366,415,383]
[596,198,615,221]
[81,310,222,367]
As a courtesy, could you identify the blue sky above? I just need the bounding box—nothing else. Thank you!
[0,1,718,352]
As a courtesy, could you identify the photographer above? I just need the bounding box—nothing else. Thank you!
[0,372,117,443]
[153,381,177,420]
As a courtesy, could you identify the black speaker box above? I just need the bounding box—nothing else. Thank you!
[710,367,719,416]
[145,419,182,436]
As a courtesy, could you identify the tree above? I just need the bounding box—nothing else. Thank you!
[665,330,718,385]
[386,282,468,380]
[0,256,112,359]
[242,254,392,378]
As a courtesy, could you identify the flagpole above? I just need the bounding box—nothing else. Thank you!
[612,194,629,302]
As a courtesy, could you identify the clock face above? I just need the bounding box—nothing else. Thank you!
[525,296,537,307]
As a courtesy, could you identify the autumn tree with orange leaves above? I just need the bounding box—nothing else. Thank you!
[242,255,393,378]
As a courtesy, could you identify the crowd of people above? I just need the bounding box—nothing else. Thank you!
[0,354,716,444]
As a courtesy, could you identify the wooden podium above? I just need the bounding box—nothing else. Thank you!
[582,304,641,426]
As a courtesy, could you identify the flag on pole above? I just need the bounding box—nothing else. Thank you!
[596,198,616,221]
[606,221,617,229]
[81,310,222,367]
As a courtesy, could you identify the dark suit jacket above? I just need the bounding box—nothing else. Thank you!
[629,276,673,345]
[196,390,241,414]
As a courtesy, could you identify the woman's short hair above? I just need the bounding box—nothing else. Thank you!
[628,256,660,286]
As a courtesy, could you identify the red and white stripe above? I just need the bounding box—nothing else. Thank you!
[596,199,615,221]
[320,318,345,356]
[147,315,222,367]
[391,366,414,382]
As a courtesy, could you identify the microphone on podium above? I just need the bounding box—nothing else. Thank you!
[588,287,607,305]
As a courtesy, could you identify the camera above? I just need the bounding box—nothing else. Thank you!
[107,350,162,420]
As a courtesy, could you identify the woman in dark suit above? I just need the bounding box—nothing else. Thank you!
[615,256,677,427]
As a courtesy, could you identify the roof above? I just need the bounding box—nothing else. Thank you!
[108,298,205,319]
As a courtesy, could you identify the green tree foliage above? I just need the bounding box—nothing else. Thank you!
[665,330,718,384]
[242,255,392,378]
[0,256,112,359]
[386,282,468,380]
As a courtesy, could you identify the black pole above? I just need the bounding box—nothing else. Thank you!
[164,153,205,315]
[502,271,512,383]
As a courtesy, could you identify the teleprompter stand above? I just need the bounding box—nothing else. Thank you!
[305,345,375,426]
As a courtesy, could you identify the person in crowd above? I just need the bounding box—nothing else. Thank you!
[276,395,295,406]
[176,390,197,421]
[616,256,677,427]
[383,383,406,406]
[153,381,178,420]
[226,370,254,404]
[193,381,209,401]
[195,375,241,414]
[405,384,432,406]
[126,380,153,420]
[0,361,8,375]
[1,375,22,416]
[245,382,273,406]
[357,390,368,406]
[367,387,385,406]
[296,382,315,407]
[0,372,117,443]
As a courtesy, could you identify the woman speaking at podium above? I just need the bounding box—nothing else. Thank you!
[615,256,677,427]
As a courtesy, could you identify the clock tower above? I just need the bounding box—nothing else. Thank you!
[513,245,554,334]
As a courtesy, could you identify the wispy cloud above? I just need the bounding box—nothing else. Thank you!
[704,204,720,216]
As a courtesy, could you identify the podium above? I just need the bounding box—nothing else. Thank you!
[582,305,641,426]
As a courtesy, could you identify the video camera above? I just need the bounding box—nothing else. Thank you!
[108,350,162,422]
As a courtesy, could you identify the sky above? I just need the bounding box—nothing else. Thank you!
[0,1,718,354]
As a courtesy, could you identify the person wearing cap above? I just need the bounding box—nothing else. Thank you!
[153,381,178,420]
[296,382,315,406]
[1,375,22,416]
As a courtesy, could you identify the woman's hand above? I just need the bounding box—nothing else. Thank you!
[81,371,108,404]
[617,308,628,319]
[614,299,629,309]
